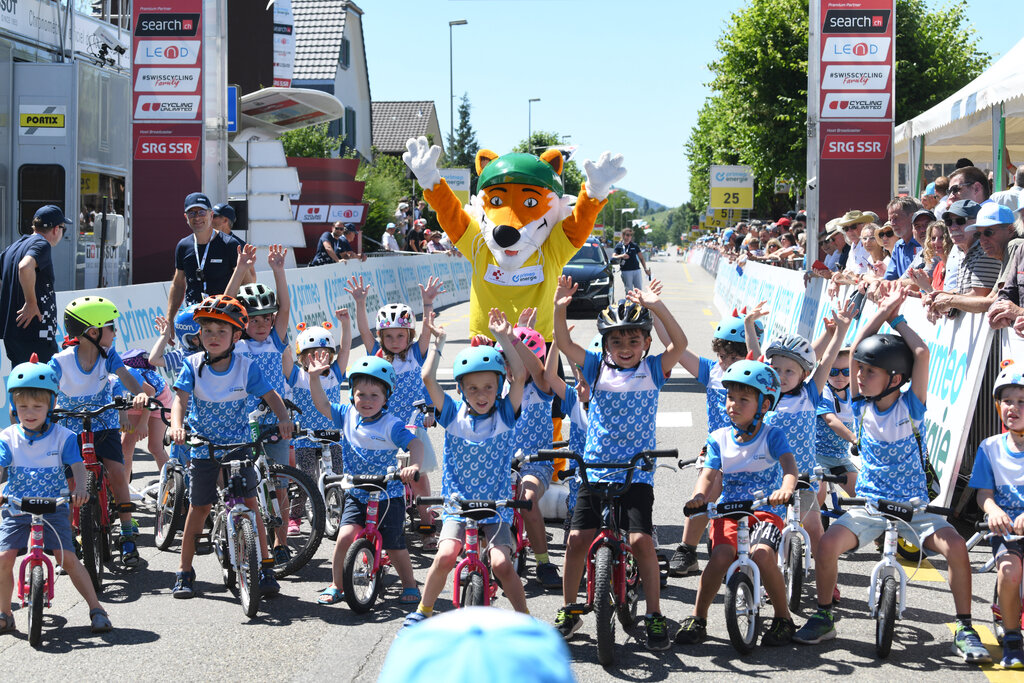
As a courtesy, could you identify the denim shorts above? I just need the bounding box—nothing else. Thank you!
[815,452,857,473]
[189,457,258,507]
[263,438,291,467]
[520,462,553,493]
[339,496,406,550]
[0,507,74,553]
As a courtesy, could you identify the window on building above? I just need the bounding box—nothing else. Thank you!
[339,38,350,70]
[17,164,65,236]
[344,106,356,152]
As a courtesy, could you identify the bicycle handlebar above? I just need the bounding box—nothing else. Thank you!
[838,496,952,520]
[531,448,678,503]
[415,495,532,511]
[294,427,341,443]
[2,494,71,513]
[325,470,420,488]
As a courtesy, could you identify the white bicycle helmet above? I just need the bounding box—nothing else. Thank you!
[295,324,338,356]
[376,303,415,331]
[994,360,1024,402]
[764,333,816,373]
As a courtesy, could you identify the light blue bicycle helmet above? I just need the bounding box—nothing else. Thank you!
[7,353,61,418]
[175,303,202,349]
[348,356,397,398]
[714,308,747,344]
[721,358,781,432]
[453,346,506,386]
[589,333,603,353]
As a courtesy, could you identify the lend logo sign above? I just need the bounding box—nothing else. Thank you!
[134,40,201,65]
[821,134,890,159]
[134,136,201,161]
[134,68,201,93]
[821,93,891,118]
[822,9,891,34]
[134,95,201,120]
[822,37,890,63]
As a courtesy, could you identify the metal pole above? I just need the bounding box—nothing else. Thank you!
[448,20,467,148]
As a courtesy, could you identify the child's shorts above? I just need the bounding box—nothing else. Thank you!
[796,489,821,521]
[710,511,784,553]
[439,518,514,554]
[189,457,258,507]
[340,496,406,550]
[991,535,1024,560]
[91,428,124,465]
[264,437,291,468]
[570,483,654,536]
[0,508,74,553]
[815,453,857,474]
[835,505,952,549]
[520,460,553,495]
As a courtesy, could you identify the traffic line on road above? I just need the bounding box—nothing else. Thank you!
[656,412,692,428]
[683,264,693,283]
[702,308,713,316]
[945,623,1012,680]
[898,555,944,582]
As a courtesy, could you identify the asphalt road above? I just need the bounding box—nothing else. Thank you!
[2,258,1008,681]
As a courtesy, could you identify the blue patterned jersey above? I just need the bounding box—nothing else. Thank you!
[969,434,1024,519]
[162,348,187,378]
[238,330,287,425]
[582,350,667,485]
[437,394,518,524]
[330,403,415,502]
[562,383,589,456]
[173,352,274,460]
[0,423,80,498]
[515,382,554,481]
[765,379,820,484]
[705,424,792,518]
[287,364,344,449]
[815,383,855,462]
[49,346,126,432]
[697,356,731,432]
[372,342,430,428]
[852,389,929,503]
[112,367,167,398]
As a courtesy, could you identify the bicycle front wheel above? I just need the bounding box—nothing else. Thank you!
[461,572,485,607]
[269,464,325,577]
[27,564,45,647]
[617,552,640,631]
[343,538,381,613]
[79,472,104,593]
[876,575,898,658]
[784,535,804,613]
[594,545,617,666]
[725,572,759,654]
[235,516,261,618]
[154,468,186,551]
[324,485,344,540]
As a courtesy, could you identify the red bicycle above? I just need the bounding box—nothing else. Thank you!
[337,469,419,613]
[529,447,679,666]
[510,451,532,577]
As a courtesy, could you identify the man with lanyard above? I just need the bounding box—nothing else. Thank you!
[0,205,67,365]
[167,192,249,323]
[612,227,650,293]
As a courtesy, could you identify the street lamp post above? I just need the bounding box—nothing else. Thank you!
[448,20,468,146]
[528,98,540,152]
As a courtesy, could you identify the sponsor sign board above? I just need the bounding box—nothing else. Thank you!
[18,104,67,136]
[709,165,754,209]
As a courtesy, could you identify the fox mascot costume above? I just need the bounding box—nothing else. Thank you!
[403,136,626,340]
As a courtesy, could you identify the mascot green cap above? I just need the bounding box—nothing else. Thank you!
[477,152,564,197]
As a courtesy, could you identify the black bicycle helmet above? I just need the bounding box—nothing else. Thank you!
[853,334,913,380]
[237,283,278,315]
[596,299,653,335]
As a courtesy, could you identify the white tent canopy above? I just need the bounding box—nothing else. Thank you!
[894,37,1024,194]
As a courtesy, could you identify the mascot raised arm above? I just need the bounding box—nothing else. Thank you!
[403,136,626,340]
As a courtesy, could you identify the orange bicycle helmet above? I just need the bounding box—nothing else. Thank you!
[193,294,249,331]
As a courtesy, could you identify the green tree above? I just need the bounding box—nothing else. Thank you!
[595,190,639,243]
[355,149,413,249]
[512,131,585,197]
[444,93,481,190]
[280,123,344,158]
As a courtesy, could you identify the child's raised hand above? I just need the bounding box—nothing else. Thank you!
[747,300,769,321]
[267,244,287,271]
[238,243,258,268]
[822,316,837,336]
[469,334,493,347]
[307,350,333,377]
[648,279,663,296]
[335,308,351,324]
[419,276,446,305]
[554,275,577,307]
[626,287,659,309]
[344,276,371,302]
[488,308,512,338]
[517,307,537,329]
[879,283,907,318]
[154,315,171,339]
[833,297,858,328]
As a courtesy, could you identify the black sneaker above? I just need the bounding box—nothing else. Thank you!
[646,613,671,651]
[536,562,562,590]
[260,568,281,597]
[762,617,797,646]
[554,607,582,639]
[668,545,699,577]
[273,545,292,566]
[674,616,707,645]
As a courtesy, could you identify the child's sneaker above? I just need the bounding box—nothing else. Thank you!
[645,613,671,651]
[172,569,195,599]
[536,562,561,590]
[674,616,707,645]
[953,623,992,663]
[668,545,699,577]
[401,611,430,630]
[287,518,301,536]
[554,607,582,639]
[1001,632,1024,669]
[259,569,281,597]
[273,545,292,565]
[793,608,836,644]
[119,533,140,568]
[762,617,796,646]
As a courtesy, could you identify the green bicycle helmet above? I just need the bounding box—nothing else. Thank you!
[237,282,278,315]
[64,296,119,338]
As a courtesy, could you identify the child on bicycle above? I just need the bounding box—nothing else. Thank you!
[167,294,294,600]
[746,300,854,566]
[552,276,687,651]
[793,287,990,663]
[676,358,798,647]
[403,309,528,627]
[968,362,1024,669]
[348,275,445,550]
[307,355,425,607]
[285,314,351,501]
[814,338,858,501]
[50,296,149,568]
[0,357,112,634]
[230,245,293,566]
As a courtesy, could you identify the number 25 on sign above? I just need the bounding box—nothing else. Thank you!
[709,187,753,209]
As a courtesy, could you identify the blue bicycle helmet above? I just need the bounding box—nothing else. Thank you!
[7,353,60,418]
[721,359,781,432]
[348,356,397,398]
[453,346,506,386]
[175,303,202,349]
[714,312,747,344]
[589,333,603,353]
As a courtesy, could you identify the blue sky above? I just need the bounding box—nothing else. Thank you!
[361,0,1020,208]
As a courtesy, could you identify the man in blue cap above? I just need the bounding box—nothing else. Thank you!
[212,202,245,247]
[166,192,249,323]
[0,205,68,364]
[920,181,939,212]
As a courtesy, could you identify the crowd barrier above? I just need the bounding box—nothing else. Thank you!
[689,245,1007,509]
[0,254,473,428]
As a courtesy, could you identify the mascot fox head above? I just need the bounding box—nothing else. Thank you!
[471,148,575,271]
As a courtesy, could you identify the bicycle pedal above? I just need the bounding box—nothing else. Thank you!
[565,603,591,616]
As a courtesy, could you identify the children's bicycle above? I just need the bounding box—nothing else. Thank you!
[334,469,419,613]
[153,446,190,551]
[295,427,344,539]
[1,493,69,647]
[530,446,679,667]
[510,450,532,577]
[417,494,532,608]
[837,496,953,658]
[973,520,1024,645]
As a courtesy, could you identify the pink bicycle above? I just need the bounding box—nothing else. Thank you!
[338,469,419,613]
[417,494,532,607]
[3,493,69,647]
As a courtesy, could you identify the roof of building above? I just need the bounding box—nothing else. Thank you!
[293,0,362,82]
[372,101,441,154]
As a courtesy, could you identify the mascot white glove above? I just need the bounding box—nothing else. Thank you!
[403,136,443,191]
[582,152,627,202]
